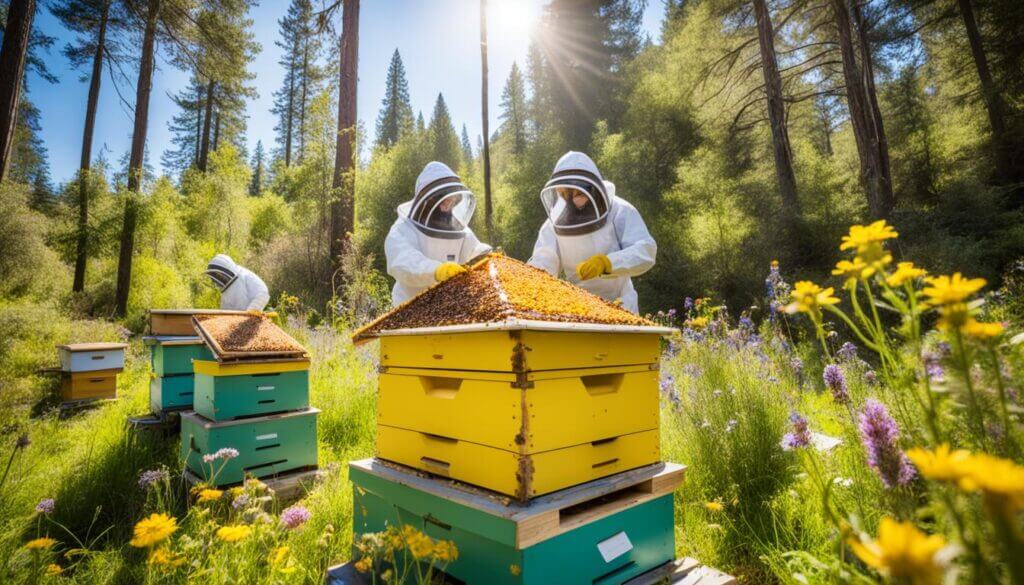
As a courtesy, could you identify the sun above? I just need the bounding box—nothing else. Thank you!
[488,0,540,39]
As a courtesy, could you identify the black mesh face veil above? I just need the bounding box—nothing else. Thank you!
[540,169,610,236]
[409,176,476,239]
[204,262,237,291]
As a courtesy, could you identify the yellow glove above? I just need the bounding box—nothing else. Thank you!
[434,262,467,282]
[576,254,612,281]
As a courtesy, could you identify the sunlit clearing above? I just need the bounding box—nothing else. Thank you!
[488,0,540,39]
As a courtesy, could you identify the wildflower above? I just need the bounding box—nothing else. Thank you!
[196,488,223,504]
[24,537,57,550]
[781,412,811,450]
[685,316,709,330]
[922,274,986,307]
[245,478,267,492]
[859,400,916,488]
[280,504,311,529]
[15,433,30,449]
[823,364,850,404]
[923,352,944,382]
[704,501,724,512]
[269,546,297,574]
[840,221,898,266]
[353,557,372,573]
[782,281,839,318]
[147,547,185,569]
[886,262,926,287]
[202,447,240,463]
[684,297,694,311]
[138,469,168,489]
[906,444,973,484]
[864,370,878,385]
[836,342,858,362]
[962,319,1004,341]
[231,494,250,511]
[433,540,459,562]
[833,258,874,284]
[130,513,178,548]
[46,564,62,575]
[848,518,949,585]
[216,524,252,543]
[35,498,55,515]
[725,419,738,433]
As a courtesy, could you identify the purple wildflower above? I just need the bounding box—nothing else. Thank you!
[823,364,850,404]
[836,342,858,363]
[138,468,168,489]
[781,412,811,450]
[667,308,677,317]
[739,316,754,332]
[790,358,804,387]
[684,297,694,311]
[280,505,311,529]
[858,400,916,488]
[923,352,944,382]
[864,370,878,386]
[15,434,30,449]
[35,498,55,515]
[659,374,675,395]
[232,494,250,511]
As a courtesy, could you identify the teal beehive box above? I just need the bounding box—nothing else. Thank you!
[349,459,684,585]
[146,336,213,376]
[191,359,310,421]
[150,375,195,412]
[180,408,319,486]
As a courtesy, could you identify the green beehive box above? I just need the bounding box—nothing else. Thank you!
[145,336,213,377]
[150,374,194,412]
[349,459,683,585]
[192,359,310,421]
[180,408,319,486]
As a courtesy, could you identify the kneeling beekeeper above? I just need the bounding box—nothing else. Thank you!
[204,254,271,311]
[528,151,656,313]
[385,161,491,307]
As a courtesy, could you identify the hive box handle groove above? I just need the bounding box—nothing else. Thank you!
[421,432,457,444]
[591,437,618,446]
[593,561,637,584]
[581,373,623,395]
[419,376,461,398]
[244,459,288,472]
[419,457,450,472]
[423,514,452,531]
[592,458,619,469]
[255,443,281,451]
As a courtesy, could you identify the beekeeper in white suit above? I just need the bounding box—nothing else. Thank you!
[204,254,271,311]
[528,151,656,313]
[384,161,491,306]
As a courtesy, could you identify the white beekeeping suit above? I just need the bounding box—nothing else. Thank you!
[385,161,491,306]
[528,151,656,314]
[204,254,271,311]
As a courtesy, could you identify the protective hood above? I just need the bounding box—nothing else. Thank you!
[204,254,240,291]
[408,161,476,240]
[541,151,611,236]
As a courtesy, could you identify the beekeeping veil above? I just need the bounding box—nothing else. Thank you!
[204,254,240,292]
[540,151,611,236]
[408,162,476,239]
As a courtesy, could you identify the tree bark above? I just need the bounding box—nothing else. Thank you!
[283,38,298,167]
[114,0,160,317]
[213,110,221,151]
[480,0,494,239]
[752,0,801,217]
[299,41,309,162]
[329,0,359,271]
[956,0,1016,185]
[831,0,892,219]
[852,0,894,217]
[198,80,215,171]
[73,2,110,293]
[0,0,36,183]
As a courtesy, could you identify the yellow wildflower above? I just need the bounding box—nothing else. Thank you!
[685,316,709,330]
[704,501,724,512]
[962,319,1004,341]
[848,518,948,585]
[353,557,372,573]
[922,274,986,306]
[433,540,459,563]
[196,489,223,504]
[270,546,296,574]
[886,262,926,287]
[408,533,434,560]
[46,564,62,576]
[25,537,57,551]
[130,514,178,548]
[245,478,267,492]
[906,445,973,484]
[216,525,252,543]
[832,258,874,284]
[959,453,1024,514]
[782,281,840,317]
[510,564,522,576]
[840,221,898,266]
[229,486,244,497]
[147,547,185,568]
[770,259,779,269]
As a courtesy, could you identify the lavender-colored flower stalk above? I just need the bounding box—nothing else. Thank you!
[280,504,311,529]
[138,468,169,489]
[203,447,240,463]
[823,364,850,404]
[15,434,30,449]
[863,370,878,385]
[923,352,944,382]
[858,400,916,488]
[35,498,55,515]
[781,412,811,450]
[836,342,858,363]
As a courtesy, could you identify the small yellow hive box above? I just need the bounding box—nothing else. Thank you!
[61,369,119,403]
[354,254,675,500]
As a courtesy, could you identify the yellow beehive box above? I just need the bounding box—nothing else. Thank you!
[61,369,118,402]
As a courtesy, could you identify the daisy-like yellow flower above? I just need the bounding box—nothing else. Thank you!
[961,319,1004,341]
[832,258,874,284]
[958,453,1024,514]
[782,281,840,317]
[886,262,927,287]
[848,518,948,585]
[147,547,185,568]
[130,513,178,548]
[841,221,898,267]
[922,274,986,306]
[408,532,434,560]
[685,316,709,330]
[770,259,779,269]
[906,444,973,484]
[46,563,63,576]
[24,537,57,550]
[216,525,252,543]
[196,488,223,504]
[353,557,372,573]
[433,540,459,563]
[704,501,724,512]
[269,546,296,574]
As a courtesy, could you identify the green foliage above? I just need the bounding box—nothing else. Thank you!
[0,183,67,300]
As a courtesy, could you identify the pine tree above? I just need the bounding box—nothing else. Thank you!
[375,49,413,149]
[416,111,426,134]
[427,93,460,168]
[272,0,324,166]
[499,61,528,155]
[460,124,473,163]
[162,75,206,174]
[250,140,264,195]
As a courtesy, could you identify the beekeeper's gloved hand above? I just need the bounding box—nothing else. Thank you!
[434,262,467,282]
[576,254,612,281]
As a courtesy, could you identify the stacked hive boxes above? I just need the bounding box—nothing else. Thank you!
[179,314,318,486]
[348,255,684,584]
[56,342,127,403]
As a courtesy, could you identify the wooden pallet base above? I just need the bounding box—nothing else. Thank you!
[127,411,183,435]
[324,557,735,585]
[182,466,319,504]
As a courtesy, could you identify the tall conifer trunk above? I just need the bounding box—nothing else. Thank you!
[0,0,36,183]
[480,0,494,239]
[329,0,359,274]
[198,80,215,171]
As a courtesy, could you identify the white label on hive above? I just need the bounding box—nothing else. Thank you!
[597,531,632,563]
[256,433,278,441]
[257,385,275,391]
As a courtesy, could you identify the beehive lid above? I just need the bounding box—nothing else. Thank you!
[192,314,307,361]
[57,342,128,351]
[353,254,674,344]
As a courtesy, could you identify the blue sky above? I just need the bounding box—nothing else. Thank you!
[28,0,664,185]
